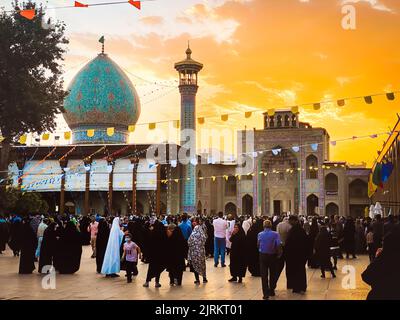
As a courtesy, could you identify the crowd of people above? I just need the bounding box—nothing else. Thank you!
[0,211,399,300]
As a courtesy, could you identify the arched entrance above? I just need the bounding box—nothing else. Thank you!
[272,191,291,215]
[307,194,319,216]
[224,202,237,216]
[242,194,253,216]
[326,202,339,216]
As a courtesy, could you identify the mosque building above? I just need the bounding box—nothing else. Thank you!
[6,44,371,218]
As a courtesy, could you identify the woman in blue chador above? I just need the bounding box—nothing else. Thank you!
[101,217,124,277]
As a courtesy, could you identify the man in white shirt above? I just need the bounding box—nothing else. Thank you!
[213,211,227,267]
[36,219,48,259]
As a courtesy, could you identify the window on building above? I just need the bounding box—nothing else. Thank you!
[225,176,237,196]
[325,173,338,195]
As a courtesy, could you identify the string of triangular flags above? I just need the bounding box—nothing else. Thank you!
[9,90,398,144]
[16,1,146,20]
[5,129,399,190]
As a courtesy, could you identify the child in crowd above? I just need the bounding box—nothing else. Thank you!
[121,233,141,283]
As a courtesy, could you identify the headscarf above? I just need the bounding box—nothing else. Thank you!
[101,217,124,275]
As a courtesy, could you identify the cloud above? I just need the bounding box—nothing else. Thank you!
[139,16,164,26]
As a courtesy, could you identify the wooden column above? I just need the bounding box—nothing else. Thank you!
[156,163,161,216]
[130,157,139,215]
[83,157,92,216]
[107,157,114,216]
[59,158,68,216]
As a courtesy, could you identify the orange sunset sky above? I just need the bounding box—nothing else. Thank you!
[3,0,399,166]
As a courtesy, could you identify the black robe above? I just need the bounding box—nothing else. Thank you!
[362,226,400,300]
[314,228,333,269]
[0,219,9,252]
[229,227,247,278]
[79,216,91,245]
[56,222,82,274]
[146,221,167,279]
[8,219,23,254]
[38,223,58,273]
[285,224,308,292]
[205,220,214,257]
[165,227,187,275]
[19,221,37,274]
[307,221,319,268]
[343,220,356,254]
[246,220,263,277]
[95,219,110,273]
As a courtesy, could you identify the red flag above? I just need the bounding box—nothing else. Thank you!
[20,9,35,20]
[128,0,141,10]
[75,1,89,7]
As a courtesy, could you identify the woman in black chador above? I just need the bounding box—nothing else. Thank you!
[143,220,167,288]
[307,218,319,268]
[362,225,400,300]
[56,221,82,274]
[19,219,37,274]
[343,217,356,259]
[204,219,214,258]
[79,216,91,246]
[38,222,58,273]
[314,226,336,278]
[228,223,247,283]
[246,219,263,277]
[95,219,110,273]
[9,217,23,257]
[165,224,187,286]
[285,217,308,293]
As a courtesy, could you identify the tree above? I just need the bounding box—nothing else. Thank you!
[0,187,48,216]
[0,1,68,183]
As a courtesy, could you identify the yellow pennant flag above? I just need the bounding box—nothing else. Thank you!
[128,125,135,133]
[19,135,27,144]
[107,127,115,136]
[149,123,156,130]
[245,111,252,118]
[197,117,205,125]
[42,133,50,141]
[64,131,71,140]
[87,129,95,137]
[221,114,229,122]
[313,103,321,110]
[368,173,377,198]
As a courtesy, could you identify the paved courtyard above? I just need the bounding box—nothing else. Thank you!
[0,246,370,300]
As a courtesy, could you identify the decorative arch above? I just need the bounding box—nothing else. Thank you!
[326,202,339,216]
[225,175,237,196]
[349,179,368,198]
[242,194,253,216]
[325,173,338,193]
[224,202,237,216]
[307,194,319,216]
[306,155,318,179]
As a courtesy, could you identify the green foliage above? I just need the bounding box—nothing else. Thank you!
[0,187,48,216]
[0,1,69,141]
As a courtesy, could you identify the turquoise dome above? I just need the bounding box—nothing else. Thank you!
[63,53,140,144]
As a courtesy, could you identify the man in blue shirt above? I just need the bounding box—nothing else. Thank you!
[179,213,192,241]
[258,219,282,300]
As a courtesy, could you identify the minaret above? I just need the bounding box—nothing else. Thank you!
[175,43,203,214]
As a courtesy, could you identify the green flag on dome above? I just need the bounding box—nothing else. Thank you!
[98,36,105,44]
